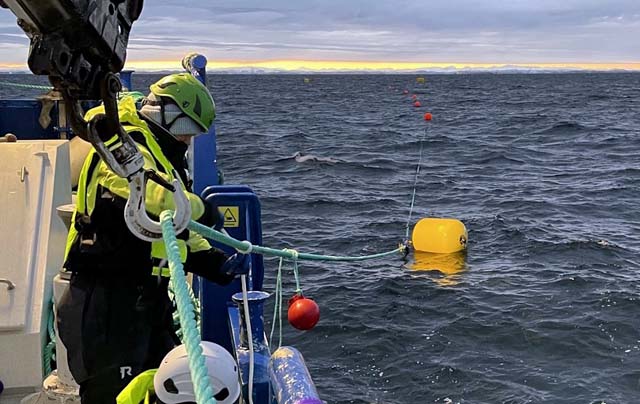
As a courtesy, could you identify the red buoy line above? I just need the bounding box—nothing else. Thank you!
[402,86,433,121]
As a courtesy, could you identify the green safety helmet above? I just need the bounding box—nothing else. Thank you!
[149,73,215,132]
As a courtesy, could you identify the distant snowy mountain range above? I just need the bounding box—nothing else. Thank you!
[196,66,637,74]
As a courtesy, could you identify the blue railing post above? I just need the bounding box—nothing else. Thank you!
[119,70,134,91]
[182,53,208,85]
[183,53,219,193]
[232,291,271,404]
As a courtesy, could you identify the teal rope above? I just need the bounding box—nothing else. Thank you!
[161,212,216,404]
[269,257,284,349]
[0,81,53,91]
[283,248,302,293]
[188,221,406,261]
[43,298,56,375]
[292,259,302,294]
[169,279,201,342]
[0,81,146,97]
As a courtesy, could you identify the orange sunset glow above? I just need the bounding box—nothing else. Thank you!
[123,60,640,72]
[1,60,638,72]
[0,58,640,72]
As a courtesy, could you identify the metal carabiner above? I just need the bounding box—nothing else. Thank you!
[124,170,192,241]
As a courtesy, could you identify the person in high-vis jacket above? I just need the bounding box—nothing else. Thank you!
[57,73,248,404]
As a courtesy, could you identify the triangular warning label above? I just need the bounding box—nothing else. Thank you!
[219,206,239,228]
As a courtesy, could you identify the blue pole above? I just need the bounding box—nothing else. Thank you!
[183,53,219,193]
[182,53,208,85]
[232,291,270,350]
[232,291,271,404]
[119,70,134,91]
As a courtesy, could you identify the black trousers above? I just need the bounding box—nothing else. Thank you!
[57,272,179,404]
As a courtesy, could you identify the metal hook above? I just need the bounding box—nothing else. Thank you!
[124,171,191,241]
[87,74,146,178]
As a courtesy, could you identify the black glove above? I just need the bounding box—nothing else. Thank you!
[220,253,250,277]
[197,197,224,230]
[184,248,230,285]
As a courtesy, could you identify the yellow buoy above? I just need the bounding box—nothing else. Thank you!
[416,77,426,84]
[411,218,467,253]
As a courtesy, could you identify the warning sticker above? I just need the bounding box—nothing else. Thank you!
[219,206,239,228]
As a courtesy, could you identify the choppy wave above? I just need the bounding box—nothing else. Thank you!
[276,151,341,164]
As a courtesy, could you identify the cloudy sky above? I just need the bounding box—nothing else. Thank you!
[1,0,639,69]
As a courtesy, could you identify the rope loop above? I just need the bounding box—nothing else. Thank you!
[236,240,253,254]
[283,248,299,260]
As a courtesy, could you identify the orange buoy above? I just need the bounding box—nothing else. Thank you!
[288,294,320,330]
[414,101,421,107]
[424,112,433,121]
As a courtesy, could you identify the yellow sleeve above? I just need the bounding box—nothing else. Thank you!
[95,145,205,220]
[187,231,212,253]
[116,369,157,404]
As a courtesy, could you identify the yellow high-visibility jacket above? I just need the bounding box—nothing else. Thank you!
[64,96,211,276]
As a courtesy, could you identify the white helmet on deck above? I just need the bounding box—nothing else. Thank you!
[154,341,241,404]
